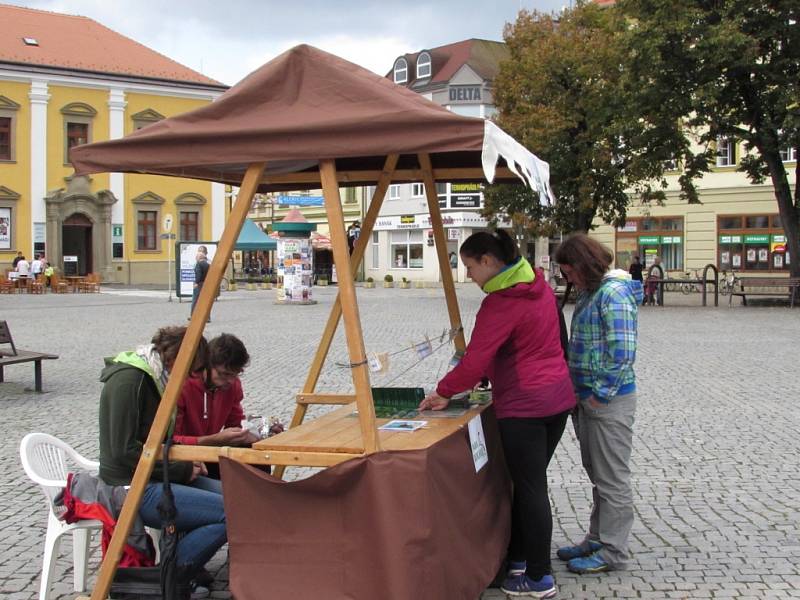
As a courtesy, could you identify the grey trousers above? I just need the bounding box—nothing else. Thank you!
[574,392,636,568]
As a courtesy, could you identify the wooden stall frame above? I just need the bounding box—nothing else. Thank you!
[81,160,498,600]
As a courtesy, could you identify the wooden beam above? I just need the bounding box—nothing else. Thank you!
[273,155,397,478]
[167,444,362,467]
[87,162,267,600]
[296,393,357,405]
[261,166,514,186]
[320,159,380,454]
[419,153,467,353]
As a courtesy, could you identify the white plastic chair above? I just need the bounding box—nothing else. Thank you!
[19,432,102,600]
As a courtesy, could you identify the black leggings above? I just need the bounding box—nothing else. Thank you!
[498,410,570,579]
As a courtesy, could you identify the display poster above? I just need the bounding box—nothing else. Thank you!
[448,228,460,241]
[177,241,218,298]
[758,248,768,263]
[449,182,482,209]
[468,416,488,473]
[746,248,757,263]
[276,236,313,303]
[774,254,784,269]
[721,251,730,266]
[732,253,742,268]
[0,207,10,249]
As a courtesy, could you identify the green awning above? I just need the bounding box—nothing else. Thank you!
[235,219,276,251]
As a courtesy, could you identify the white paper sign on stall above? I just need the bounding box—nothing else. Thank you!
[468,415,488,473]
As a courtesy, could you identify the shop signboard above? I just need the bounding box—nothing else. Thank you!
[276,195,324,207]
[177,242,218,298]
[449,182,481,209]
[771,234,787,253]
[719,235,743,244]
[448,85,482,103]
[617,221,637,233]
[638,235,660,245]
[661,236,682,244]
[743,234,769,244]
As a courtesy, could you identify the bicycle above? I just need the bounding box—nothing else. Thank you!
[718,270,738,296]
[680,269,703,294]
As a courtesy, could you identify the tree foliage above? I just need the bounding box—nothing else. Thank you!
[490,2,696,233]
[618,0,800,276]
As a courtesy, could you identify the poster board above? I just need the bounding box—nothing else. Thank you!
[176,241,219,298]
[276,236,313,302]
[0,207,11,249]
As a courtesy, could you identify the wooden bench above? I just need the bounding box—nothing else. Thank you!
[729,277,800,308]
[0,321,59,392]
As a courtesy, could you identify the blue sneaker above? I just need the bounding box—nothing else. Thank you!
[567,550,611,574]
[508,560,527,577]
[500,574,557,598]
[556,540,602,561]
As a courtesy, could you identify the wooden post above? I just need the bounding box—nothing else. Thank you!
[87,162,266,600]
[319,159,379,454]
[273,156,397,477]
[419,153,466,353]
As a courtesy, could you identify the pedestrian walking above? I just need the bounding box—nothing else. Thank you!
[190,246,211,321]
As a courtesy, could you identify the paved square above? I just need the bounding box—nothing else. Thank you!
[2,286,799,599]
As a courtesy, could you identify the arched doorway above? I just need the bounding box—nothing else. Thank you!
[62,213,93,275]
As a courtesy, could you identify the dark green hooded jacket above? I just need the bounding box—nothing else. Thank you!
[98,352,193,486]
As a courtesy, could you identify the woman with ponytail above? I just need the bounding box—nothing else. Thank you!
[419,229,574,599]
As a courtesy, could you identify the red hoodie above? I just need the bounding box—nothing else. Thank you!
[437,272,575,419]
[173,373,245,445]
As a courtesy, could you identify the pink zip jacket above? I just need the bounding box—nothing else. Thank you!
[437,269,575,419]
[173,373,245,445]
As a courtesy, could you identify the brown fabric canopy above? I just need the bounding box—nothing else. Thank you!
[69,44,506,192]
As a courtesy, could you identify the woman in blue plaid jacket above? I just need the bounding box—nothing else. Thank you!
[554,234,644,575]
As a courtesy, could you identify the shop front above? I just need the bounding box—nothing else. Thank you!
[717,214,791,273]
[614,217,684,272]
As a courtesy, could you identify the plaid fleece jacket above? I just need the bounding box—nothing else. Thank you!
[568,272,643,403]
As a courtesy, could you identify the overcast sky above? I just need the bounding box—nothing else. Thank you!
[14,0,568,85]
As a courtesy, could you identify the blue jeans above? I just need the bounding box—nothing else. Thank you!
[139,480,226,571]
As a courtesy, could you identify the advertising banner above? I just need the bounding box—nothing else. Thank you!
[276,236,313,303]
[177,241,218,298]
[0,207,10,249]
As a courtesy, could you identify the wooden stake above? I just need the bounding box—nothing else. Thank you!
[419,153,467,353]
[274,155,397,477]
[86,162,266,600]
[320,159,379,454]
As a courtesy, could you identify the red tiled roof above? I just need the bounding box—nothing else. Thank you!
[0,4,224,86]
[388,38,509,87]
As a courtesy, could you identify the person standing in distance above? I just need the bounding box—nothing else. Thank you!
[190,245,211,321]
[554,233,643,574]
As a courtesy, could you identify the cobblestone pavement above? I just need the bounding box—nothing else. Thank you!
[1,286,799,599]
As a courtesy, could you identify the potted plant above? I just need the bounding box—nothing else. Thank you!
[364,276,375,289]
[317,273,329,286]
[414,279,425,289]
[383,274,394,288]
[261,274,272,290]
[246,274,257,291]
[399,276,411,289]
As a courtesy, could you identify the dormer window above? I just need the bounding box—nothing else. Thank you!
[394,58,408,84]
[416,52,432,79]
[22,37,39,46]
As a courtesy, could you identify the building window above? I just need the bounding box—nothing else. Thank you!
[131,108,166,131]
[663,158,679,171]
[389,184,401,200]
[615,216,684,271]
[371,231,379,269]
[411,183,425,198]
[780,146,796,163]
[390,230,423,269]
[715,138,736,167]
[416,52,432,79]
[137,211,157,250]
[61,102,96,164]
[0,95,21,162]
[180,211,199,241]
[393,58,408,84]
[0,117,11,161]
[718,213,789,272]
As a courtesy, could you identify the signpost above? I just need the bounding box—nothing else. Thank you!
[163,214,174,302]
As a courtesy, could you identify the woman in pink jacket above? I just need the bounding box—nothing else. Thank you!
[420,230,574,599]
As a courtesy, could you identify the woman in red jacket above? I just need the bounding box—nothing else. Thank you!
[174,333,258,483]
[420,230,574,599]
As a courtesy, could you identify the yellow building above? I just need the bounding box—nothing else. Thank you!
[591,141,797,278]
[0,4,227,283]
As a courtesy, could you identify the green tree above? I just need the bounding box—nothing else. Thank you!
[619,0,800,276]
[491,2,698,233]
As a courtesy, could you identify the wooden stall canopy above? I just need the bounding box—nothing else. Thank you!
[70,44,554,600]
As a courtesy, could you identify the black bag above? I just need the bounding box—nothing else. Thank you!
[109,566,193,600]
[557,281,572,361]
